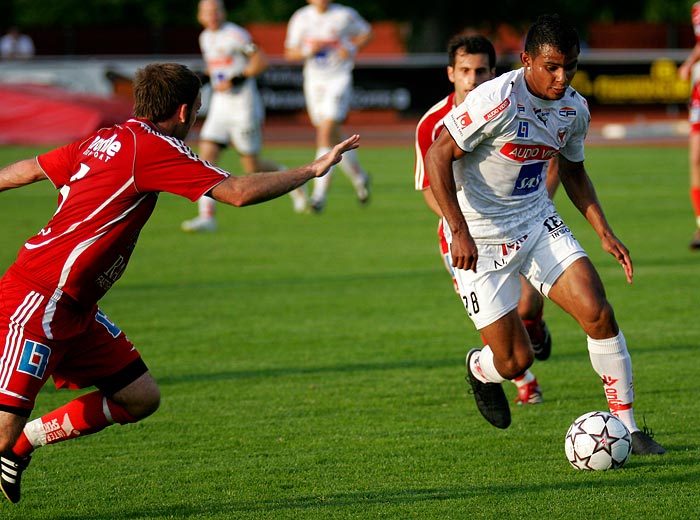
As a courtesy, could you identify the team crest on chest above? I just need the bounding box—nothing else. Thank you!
[557,127,569,145]
[533,107,550,125]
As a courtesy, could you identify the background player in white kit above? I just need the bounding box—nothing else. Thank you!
[182,0,308,232]
[425,14,665,455]
[284,0,372,213]
[415,33,558,405]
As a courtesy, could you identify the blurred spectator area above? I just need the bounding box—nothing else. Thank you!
[18,21,696,56]
[24,22,407,56]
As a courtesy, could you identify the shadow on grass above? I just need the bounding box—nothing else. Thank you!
[156,358,460,386]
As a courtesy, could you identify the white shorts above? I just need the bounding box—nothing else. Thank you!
[199,88,265,155]
[303,73,352,126]
[450,211,587,330]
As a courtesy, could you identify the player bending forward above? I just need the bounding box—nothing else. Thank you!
[425,14,665,456]
[415,33,558,406]
[0,62,360,503]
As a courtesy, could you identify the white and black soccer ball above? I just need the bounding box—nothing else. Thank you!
[564,411,632,470]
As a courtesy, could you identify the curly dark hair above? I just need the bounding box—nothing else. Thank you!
[524,14,580,57]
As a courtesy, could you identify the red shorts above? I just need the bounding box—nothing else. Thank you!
[690,82,700,134]
[0,266,142,412]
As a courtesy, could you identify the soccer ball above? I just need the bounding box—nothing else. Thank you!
[564,411,632,470]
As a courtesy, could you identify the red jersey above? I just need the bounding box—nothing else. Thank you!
[414,92,455,191]
[18,118,228,309]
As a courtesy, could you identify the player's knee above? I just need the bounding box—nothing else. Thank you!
[579,300,617,337]
[0,415,26,452]
[518,292,543,320]
[499,349,533,379]
[129,387,161,421]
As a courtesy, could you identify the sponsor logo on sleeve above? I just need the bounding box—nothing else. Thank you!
[456,109,473,128]
[484,99,510,121]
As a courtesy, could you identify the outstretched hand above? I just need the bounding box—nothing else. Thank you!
[312,134,361,178]
[602,234,633,284]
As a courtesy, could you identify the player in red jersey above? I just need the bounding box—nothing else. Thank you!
[0,62,359,504]
[679,1,700,249]
[414,34,559,405]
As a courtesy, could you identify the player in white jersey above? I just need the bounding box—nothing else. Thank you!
[415,34,558,405]
[284,0,372,213]
[182,0,308,232]
[425,14,665,456]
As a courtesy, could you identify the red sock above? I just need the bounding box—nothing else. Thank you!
[12,391,136,458]
[522,309,544,344]
[691,187,700,221]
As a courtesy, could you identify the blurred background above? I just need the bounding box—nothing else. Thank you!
[1,0,696,145]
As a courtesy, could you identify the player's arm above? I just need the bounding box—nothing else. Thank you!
[0,158,48,193]
[240,43,268,79]
[421,187,443,216]
[224,43,268,89]
[211,135,360,207]
[425,130,478,272]
[679,42,700,81]
[343,27,372,57]
[558,155,633,283]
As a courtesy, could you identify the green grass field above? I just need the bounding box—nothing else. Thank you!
[0,142,698,519]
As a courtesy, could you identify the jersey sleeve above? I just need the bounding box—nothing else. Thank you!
[444,92,509,153]
[284,11,303,51]
[134,136,229,201]
[37,140,84,188]
[693,3,700,40]
[559,96,590,163]
[414,118,433,191]
[345,8,371,37]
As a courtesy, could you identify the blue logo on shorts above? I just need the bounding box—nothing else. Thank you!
[18,340,51,379]
[95,309,121,338]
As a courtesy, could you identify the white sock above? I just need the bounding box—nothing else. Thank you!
[22,418,48,448]
[198,196,216,219]
[587,331,638,432]
[311,147,332,203]
[468,346,507,384]
[512,369,535,387]
[338,148,367,186]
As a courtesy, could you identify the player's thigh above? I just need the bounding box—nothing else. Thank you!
[304,75,351,126]
[547,257,617,336]
[53,308,145,392]
[522,211,586,296]
[200,94,233,145]
[517,274,543,319]
[231,123,263,158]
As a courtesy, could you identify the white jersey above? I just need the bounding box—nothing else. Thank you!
[199,21,264,150]
[200,21,256,91]
[443,68,590,243]
[285,3,370,80]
